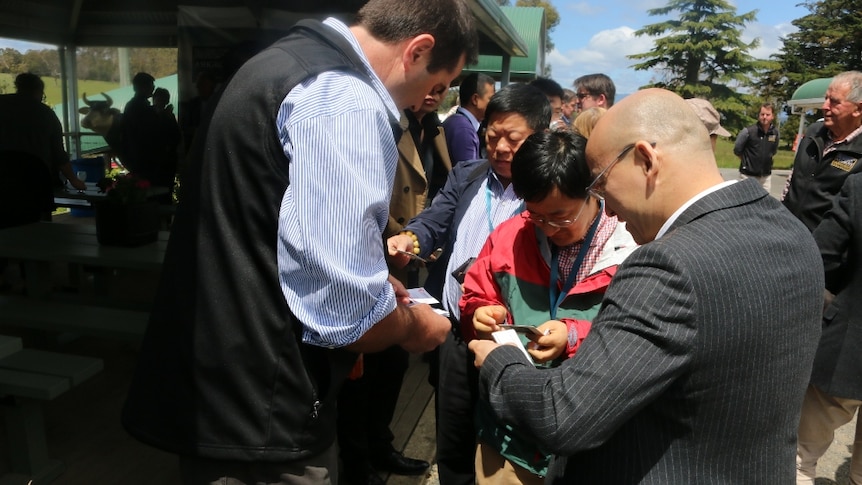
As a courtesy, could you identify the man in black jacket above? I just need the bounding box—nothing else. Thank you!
[734,102,778,192]
[783,71,862,231]
[121,1,478,483]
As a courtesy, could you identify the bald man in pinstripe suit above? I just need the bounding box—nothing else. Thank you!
[468,88,824,484]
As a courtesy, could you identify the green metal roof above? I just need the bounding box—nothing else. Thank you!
[788,77,832,108]
[461,6,544,81]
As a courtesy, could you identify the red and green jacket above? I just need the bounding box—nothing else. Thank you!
[458,210,637,477]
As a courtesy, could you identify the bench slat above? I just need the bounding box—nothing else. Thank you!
[0,297,148,341]
[0,368,69,400]
[0,335,22,359]
[0,350,103,387]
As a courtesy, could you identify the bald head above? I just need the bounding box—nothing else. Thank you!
[585,88,725,244]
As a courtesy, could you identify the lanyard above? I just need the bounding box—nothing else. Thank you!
[485,180,522,233]
[548,200,603,320]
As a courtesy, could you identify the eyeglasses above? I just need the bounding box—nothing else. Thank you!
[526,196,591,229]
[586,142,656,200]
[576,92,591,99]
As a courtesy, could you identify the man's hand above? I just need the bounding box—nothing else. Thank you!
[473,305,508,335]
[526,319,567,364]
[388,274,412,306]
[69,177,87,191]
[468,339,501,368]
[400,303,450,353]
[386,233,417,269]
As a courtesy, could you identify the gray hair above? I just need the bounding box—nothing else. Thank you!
[832,71,862,103]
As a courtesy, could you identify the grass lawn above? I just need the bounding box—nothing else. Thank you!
[714,136,795,170]
[0,72,119,106]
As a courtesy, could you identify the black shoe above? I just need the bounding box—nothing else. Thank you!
[342,464,386,485]
[371,450,430,476]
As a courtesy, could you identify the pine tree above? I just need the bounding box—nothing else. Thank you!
[628,0,765,131]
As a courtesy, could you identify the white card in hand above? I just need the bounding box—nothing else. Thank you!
[491,329,535,366]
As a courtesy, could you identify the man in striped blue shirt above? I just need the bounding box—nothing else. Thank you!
[122,1,478,483]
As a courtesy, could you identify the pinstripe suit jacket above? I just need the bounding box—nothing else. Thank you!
[477,178,824,484]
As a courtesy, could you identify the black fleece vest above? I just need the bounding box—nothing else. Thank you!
[122,20,396,462]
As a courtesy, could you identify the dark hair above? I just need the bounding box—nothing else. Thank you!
[459,72,495,106]
[511,130,591,202]
[356,0,479,73]
[14,72,44,95]
[153,87,170,101]
[573,73,616,107]
[484,83,552,133]
[528,77,564,100]
[132,72,155,90]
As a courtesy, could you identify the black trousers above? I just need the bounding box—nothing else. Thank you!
[435,330,479,485]
[336,344,409,473]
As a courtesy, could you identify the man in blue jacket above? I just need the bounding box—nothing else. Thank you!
[389,83,551,485]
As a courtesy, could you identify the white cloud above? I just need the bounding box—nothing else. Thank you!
[742,21,798,60]
[549,26,657,93]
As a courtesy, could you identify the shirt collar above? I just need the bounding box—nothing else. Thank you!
[323,17,400,123]
[456,106,481,131]
[656,180,736,239]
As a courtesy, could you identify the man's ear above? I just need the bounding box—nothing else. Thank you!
[402,34,435,71]
[636,140,657,176]
[470,92,480,107]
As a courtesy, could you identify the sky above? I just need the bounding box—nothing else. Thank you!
[545,0,809,95]
[0,0,810,96]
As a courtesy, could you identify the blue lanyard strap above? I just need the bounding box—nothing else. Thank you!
[548,200,603,320]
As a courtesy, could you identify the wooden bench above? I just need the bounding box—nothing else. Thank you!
[0,297,149,341]
[0,335,104,484]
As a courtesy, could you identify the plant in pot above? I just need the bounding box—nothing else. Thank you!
[94,173,159,246]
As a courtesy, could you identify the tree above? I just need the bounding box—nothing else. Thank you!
[628,0,765,132]
[495,0,560,53]
[757,0,862,106]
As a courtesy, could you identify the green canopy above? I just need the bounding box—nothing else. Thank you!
[787,77,831,111]
[461,6,544,82]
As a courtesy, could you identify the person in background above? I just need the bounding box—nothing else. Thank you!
[122,72,175,191]
[571,107,606,140]
[468,88,824,484]
[783,70,862,232]
[443,72,495,164]
[0,72,86,192]
[387,83,551,485]
[151,87,181,200]
[573,73,615,112]
[179,70,217,157]
[684,97,731,152]
[561,88,577,126]
[336,84,452,485]
[734,102,779,192]
[460,130,636,484]
[121,1,478,483]
[529,77,566,130]
[797,172,862,484]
